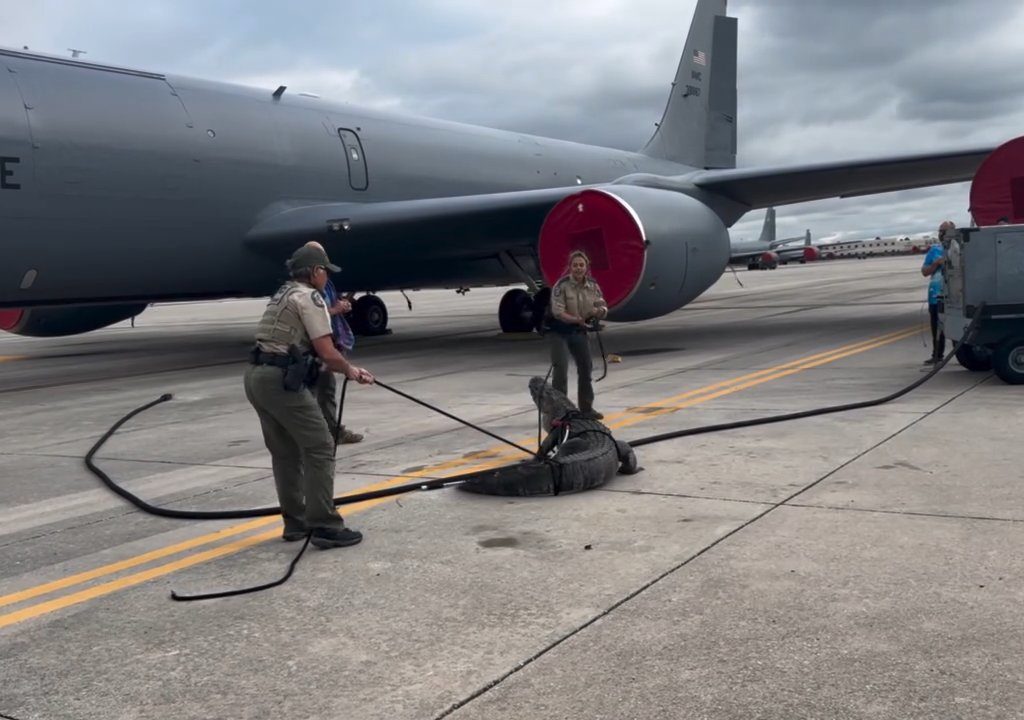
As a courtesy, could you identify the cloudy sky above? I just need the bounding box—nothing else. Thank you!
[3,0,1022,243]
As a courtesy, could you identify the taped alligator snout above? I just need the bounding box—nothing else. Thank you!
[459,378,639,497]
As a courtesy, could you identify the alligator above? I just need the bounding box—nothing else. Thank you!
[458,376,639,497]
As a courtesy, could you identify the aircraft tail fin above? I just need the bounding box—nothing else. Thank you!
[756,207,776,246]
[640,0,736,169]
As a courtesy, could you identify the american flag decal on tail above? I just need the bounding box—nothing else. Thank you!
[693,49,706,66]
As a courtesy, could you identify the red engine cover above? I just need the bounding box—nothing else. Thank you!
[970,136,1024,226]
[538,190,647,308]
[761,251,778,263]
[802,246,820,261]
[0,309,22,332]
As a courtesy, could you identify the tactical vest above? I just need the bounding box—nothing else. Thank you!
[255,281,312,354]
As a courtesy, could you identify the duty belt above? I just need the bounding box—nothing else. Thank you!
[250,349,292,368]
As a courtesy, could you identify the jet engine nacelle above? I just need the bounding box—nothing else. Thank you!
[0,303,147,337]
[537,186,730,322]
[802,246,820,262]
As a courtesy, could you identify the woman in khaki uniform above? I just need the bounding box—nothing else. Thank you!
[548,250,608,419]
[244,244,374,549]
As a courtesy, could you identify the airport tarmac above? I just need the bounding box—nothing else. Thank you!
[1,255,1022,719]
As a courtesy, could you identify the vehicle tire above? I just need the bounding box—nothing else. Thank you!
[499,288,534,333]
[955,343,992,372]
[993,337,1024,384]
[350,294,389,336]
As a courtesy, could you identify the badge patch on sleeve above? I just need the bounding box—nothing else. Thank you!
[311,292,326,309]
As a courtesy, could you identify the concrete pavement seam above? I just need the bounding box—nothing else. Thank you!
[599,488,774,507]
[784,503,1024,524]
[431,371,990,719]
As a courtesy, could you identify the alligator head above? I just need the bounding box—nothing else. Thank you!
[529,376,577,424]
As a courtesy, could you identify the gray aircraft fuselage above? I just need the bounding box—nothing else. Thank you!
[0,51,691,309]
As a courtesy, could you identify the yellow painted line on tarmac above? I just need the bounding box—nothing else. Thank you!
[0,455,539,630]
[0,517,272,609]
[605,327,920,432]
[0,492,402,630]
[0,355,26,362]
[0,459,480,611]
[0,326,918,629]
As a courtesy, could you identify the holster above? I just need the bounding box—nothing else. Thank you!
[282,345,317,392]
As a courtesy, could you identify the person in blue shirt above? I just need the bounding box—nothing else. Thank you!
[305,242,363,443]
[921,221,953,364]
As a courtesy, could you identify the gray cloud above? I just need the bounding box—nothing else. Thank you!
[2,0,1020,244]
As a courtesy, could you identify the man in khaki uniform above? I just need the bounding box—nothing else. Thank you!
[548,250,609,419]
[244,244,374,549]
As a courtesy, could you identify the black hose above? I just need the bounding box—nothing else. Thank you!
[630,308,984,448]
[172,374,350,601]
[85,394,287,520]
[86,310,982,600]
[83,380,518,520]
[170,533,312,602]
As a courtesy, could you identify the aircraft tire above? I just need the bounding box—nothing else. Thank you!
[350,294,389,336]
[499,288,534,333]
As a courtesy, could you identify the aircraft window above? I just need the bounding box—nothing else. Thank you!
[19,269,37,289]
[206,129,216,138]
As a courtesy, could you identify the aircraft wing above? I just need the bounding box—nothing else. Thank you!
[688,146,994,210]
[245,187,578,260]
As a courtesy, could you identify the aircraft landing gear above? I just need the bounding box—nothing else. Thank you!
[499,288,537,333]
[349,294,389,336]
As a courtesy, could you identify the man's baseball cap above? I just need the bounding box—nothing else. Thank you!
[287,245,341,273]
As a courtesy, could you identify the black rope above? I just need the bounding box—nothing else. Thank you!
[726,262,745,288]
[373,379,533,456]
[537,363,554,457]
[86,310,983,601]
[83,375,534,601]
[592,325,608,382]
[333,375,348,450]
[90,319,982,520]
[85,398,512,522]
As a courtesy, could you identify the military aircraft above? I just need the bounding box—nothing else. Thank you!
[729,208,816,270]
[0,0,996,337]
